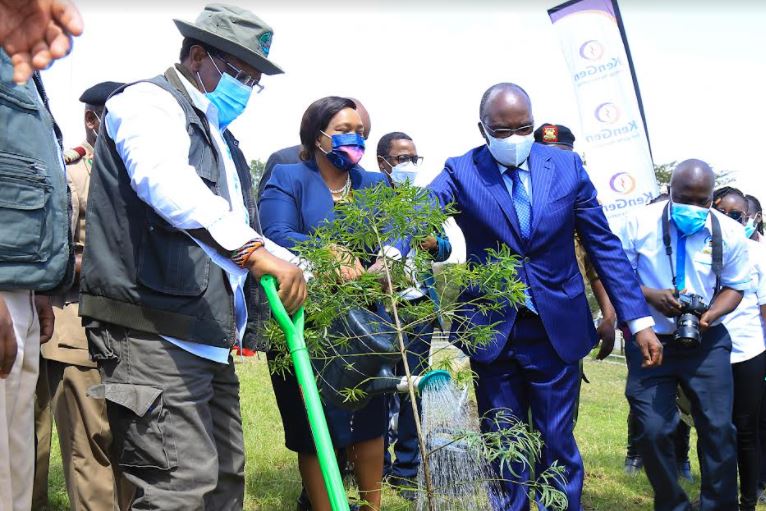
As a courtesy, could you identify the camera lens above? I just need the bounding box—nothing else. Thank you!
[675,313,701,348]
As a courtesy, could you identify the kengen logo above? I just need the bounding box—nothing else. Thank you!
[579,40,604,61]
[573,38,622,83]
[595,102,620,124]
[609,172,637,195]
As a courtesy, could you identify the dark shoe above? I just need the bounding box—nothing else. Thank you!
[296,488,312,511]
[388,475,418,501]
[624,456,643,475]
[677,459,693,482]
[398,488,418,502]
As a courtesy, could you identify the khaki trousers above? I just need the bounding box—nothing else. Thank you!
[49,360,130,510]
[0,291,40,511]
[32,357,52,509]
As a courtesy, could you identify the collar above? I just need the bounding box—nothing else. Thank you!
[496,158,530,175]
[173,66,218,126]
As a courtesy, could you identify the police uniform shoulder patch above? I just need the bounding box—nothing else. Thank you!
[542,126,559,143]
[64,146,87,165]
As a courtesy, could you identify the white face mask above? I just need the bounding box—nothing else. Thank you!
[484,128,534,167]
[390,160,419,185]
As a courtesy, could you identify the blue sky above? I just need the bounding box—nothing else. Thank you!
[43,1,766,201]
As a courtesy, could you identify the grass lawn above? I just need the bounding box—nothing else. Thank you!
[44,355,762,510]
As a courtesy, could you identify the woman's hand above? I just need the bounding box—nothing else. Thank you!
[328,244,364,282]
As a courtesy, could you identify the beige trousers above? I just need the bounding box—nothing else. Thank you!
[48,360,131,510]
[0,291,40,511]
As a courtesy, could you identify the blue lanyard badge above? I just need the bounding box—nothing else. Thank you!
[675,231,687,292]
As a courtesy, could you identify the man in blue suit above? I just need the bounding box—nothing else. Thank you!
[416,83,663,510]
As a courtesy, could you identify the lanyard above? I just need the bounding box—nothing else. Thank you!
[675,231,687,292]
[661,202,723,296]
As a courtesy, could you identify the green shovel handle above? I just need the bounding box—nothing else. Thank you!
[260,275,349,511]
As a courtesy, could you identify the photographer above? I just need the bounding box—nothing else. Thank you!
[619,159,751,510]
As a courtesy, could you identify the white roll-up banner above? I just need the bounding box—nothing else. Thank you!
[548,0,658,223]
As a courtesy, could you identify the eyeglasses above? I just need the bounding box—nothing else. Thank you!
[384,154,424,166]
[211,53,265,94]
[715,208,745,222]
[481,121,534,139]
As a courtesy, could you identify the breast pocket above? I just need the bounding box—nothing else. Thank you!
[0,151,51,263]
[136,217,211,297]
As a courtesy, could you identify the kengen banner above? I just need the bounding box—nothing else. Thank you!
[548,0,658,222]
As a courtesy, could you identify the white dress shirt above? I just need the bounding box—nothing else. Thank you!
[105,70,298,363]
[724,239,766,363]
[619,200,752,335]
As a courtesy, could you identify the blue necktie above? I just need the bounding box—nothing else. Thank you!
[504,167,537,313]
[507,167,532,240]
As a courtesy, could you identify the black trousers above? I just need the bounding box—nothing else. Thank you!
[732,351,766,510]
[626,325,737,511]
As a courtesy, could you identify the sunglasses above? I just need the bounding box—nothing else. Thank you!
[481,121,534,139]
[715,208,745,222]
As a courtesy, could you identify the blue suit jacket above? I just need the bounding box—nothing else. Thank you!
[259,159,388,250]
[428,144,649,364]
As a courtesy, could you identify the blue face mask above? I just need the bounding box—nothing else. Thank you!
[198,55,253,130]
[744,218,757,239]
[319,131,365,171]
[390,161,419,186]
[671,202,709,236]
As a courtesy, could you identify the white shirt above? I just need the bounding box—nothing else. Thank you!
[619,200,752,335]
[724,239,766,363]
[105,70,299,363]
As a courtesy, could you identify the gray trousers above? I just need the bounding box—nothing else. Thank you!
[87,324,244,511]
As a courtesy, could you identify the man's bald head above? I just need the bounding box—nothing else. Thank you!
[479,83,531,124]
[477,83,534,144]
[348,97,371,139]
[670,159,716,208]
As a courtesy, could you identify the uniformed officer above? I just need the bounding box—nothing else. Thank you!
[533,123,618,359]
[619,159,751,510]
[33,81,131,511]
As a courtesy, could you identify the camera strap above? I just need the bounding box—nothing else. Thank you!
[661,202,723,295]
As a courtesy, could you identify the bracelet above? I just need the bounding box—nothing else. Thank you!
[231,239,264,269]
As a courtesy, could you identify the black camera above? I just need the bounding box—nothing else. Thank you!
[674,293,710,348]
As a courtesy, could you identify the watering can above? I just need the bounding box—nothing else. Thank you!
[315,305,451,411]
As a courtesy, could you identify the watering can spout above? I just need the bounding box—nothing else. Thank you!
[366,369,452,397]
[415,369,452,393]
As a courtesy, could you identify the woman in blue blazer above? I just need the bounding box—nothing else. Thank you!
[260,96,388,511]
